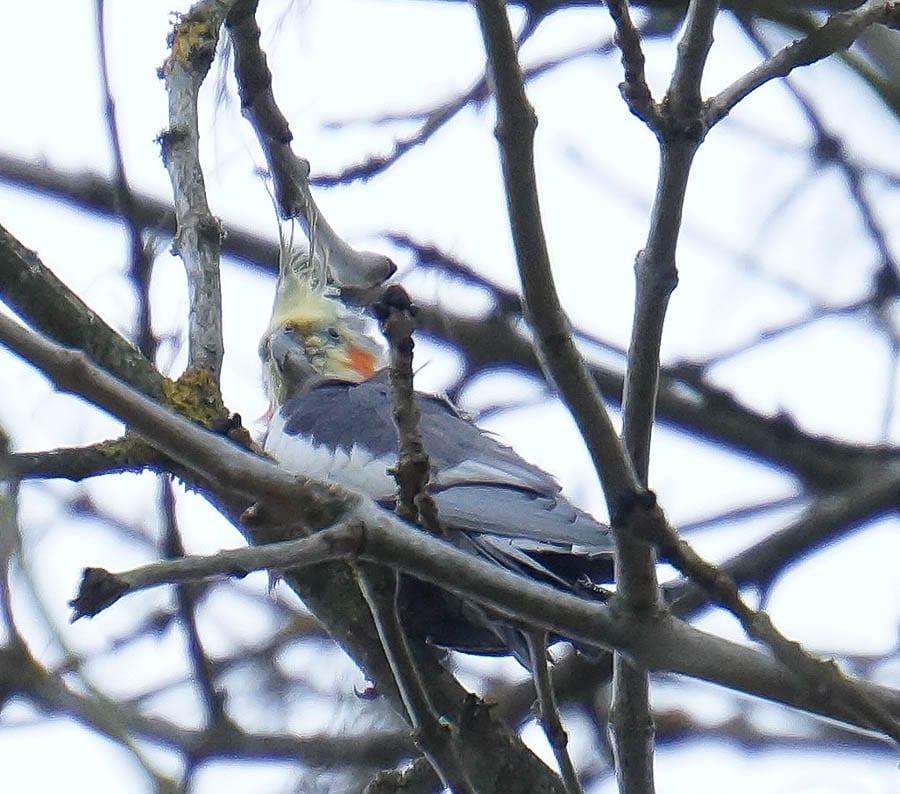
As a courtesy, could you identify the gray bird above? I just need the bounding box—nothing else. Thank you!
[261,258,614,656]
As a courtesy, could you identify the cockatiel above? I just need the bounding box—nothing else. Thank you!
[261,253,614,655]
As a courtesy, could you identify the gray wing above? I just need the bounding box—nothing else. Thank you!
[433,484,609,547]
[277,372,612,553]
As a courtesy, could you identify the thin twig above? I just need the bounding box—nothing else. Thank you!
[668,0,721,125]
[358,569,476,794]
[526,632,583,794]
[471,14,658,786]
[312,27,615,187]
[605,0,660,127]
[96,0,157,359]
[0,427,21,634]
[9,155,216,726]
[612,0,721,769]
[159,479,227,726]
[373,285,442,532]
[706,2,900,127]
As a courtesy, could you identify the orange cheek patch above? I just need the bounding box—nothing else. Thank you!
[348,347,378,379]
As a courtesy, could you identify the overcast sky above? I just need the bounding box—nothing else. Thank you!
[0,1,897,792]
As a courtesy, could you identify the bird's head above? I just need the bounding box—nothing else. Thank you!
[261,253,386,406]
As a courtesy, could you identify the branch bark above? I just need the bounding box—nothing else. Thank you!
[225,0,395,291]
[3,180,896,750]
[159,0,230,378]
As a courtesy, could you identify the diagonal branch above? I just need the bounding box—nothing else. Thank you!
[473,0,640,517]
[358,569,476,794]
[60,507,900,737]
[706,2,900,127]
[225,0,395,290]
[3,275,898,744]
[527,632,583,794]
[643,510,900,744]
[0,222,164,399]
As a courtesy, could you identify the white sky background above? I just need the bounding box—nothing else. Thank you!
[0,0,898,792]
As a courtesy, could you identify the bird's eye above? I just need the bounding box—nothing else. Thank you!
[283,323,297,335]
[326,327,341,340]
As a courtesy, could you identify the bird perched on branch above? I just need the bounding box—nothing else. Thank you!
[260,253,614,657]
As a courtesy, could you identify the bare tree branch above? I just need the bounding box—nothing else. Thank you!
[159,0,231,377]
[473,0,640,515]
[58,509,900,736]
[312,26,621,187]
[606,3,723,789]
[374,286,442,532]
[96,0,157,360]
[644,510,900,743]
[706,2,900,126]
[358,569,476,794]
[527,632,583,794]
[225,0,395,290]
[606,0,660,126]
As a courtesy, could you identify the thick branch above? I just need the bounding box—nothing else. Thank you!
[62,512,900,736]
[0,223,163,399]
[2,288,897,742]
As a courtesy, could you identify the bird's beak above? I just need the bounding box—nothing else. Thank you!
[265,326,321,396]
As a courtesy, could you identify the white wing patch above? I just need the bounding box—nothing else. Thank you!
[265,411,396,499]
[434,458,559,492]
